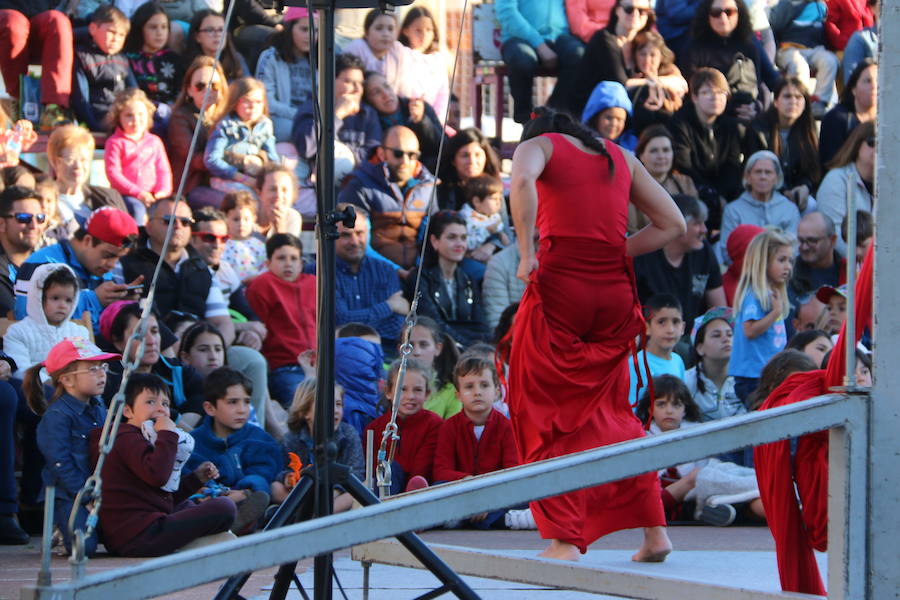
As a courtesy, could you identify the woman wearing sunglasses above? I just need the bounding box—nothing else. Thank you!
[568,0,659,117]
[815,121,875,257]
[678,0,778,122]
[169,56,229,210]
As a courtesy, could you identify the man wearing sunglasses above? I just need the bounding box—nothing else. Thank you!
[121,198,236,347]
[0,187,45,314]
[338,125,436,272]
[15,206,141,332]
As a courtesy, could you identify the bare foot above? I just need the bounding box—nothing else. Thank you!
[631,526,672,563]
[538,539,580,561]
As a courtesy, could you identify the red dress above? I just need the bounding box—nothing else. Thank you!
[507,133,665,553]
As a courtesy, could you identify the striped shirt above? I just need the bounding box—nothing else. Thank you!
[335,256,404,342]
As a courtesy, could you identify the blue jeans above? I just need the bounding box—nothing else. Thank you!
[123,196,148,225]
[733,376,759,409]
[55,495,98,556]
[0,381,17,514]
[500,34,585,123]
[269,365,306,408]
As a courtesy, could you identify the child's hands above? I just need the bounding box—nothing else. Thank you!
[469,243,494,263]
[0,361,11,381]
[386,290,410,315]
[769,288,783,313]
[153,415,177,433]
[194,461,219,483]
[138,191,156,206]
[243,155,264,176]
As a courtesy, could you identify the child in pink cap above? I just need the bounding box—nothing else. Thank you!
[24,337,119,556]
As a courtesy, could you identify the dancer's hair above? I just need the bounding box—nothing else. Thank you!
[521,106,615,177]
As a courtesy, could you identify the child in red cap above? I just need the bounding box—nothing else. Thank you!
[24,337,119,556]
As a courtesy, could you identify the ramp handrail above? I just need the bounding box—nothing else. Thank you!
[21,392,867,600]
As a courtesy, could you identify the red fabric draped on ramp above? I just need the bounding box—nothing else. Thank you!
[754,243,874,595]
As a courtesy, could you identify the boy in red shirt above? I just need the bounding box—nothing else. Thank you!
[246,234,317,406]
[433,355,532,529]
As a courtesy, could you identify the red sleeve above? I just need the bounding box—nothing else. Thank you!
[498,418,519,470]
[246,274,274,319]
[406,413,442,482]
[433,418,469,482]
[117,429,180,489]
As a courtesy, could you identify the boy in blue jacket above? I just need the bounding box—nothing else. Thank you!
[185,367,279,533]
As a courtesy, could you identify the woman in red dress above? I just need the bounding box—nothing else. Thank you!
[508,107,686,561]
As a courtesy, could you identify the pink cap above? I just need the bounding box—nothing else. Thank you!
[99,300,137,342]
[43,337,120,374]
[85,207,138,247]
[284,7,309,22]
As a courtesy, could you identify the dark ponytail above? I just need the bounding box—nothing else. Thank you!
[520,106,615,177]
[24,362,70,415]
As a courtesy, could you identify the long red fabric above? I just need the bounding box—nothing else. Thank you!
[507,134,665,554]
[753,243,874,595]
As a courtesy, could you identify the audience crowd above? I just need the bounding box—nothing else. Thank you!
[0,0,878,554]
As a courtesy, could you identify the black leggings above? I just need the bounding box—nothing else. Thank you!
[115,497,236,557]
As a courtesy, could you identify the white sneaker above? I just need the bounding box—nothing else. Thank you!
[505,508,537,530]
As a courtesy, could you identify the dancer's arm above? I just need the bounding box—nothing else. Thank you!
[510,137,552,283]
[625,153,687,257]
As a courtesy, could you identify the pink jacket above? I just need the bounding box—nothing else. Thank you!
[566,0,617,43]
[104,129,173,198]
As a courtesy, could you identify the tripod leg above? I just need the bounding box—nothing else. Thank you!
[342,475,481,600]
[214,476,315,600]
[269,562,299,600]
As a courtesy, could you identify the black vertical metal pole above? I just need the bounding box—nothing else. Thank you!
[312,4,336,599]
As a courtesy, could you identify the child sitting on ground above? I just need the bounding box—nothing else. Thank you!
[246,234,317,406]
[26,337,120,555]
[72,5,138,132]
[637,375,766,526]
[365,358,443,495]
[92,373,235,556]
[4,264,90,380]
[221,190,267,283]
[272,377,365,511]
[628,294,687,405]
[103,88,173,224]
[184,367,280,534]
[458,174,510,264]
[433,355,530,529]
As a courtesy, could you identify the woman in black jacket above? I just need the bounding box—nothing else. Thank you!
[818,58,877,170]
[404,211,487,349]
[678,0,778,122]
[742,76,821,211]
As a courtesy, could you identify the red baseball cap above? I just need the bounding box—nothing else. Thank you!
[43,337,120,374]
[85,207,138,247]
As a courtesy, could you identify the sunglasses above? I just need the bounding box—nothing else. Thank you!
[4,212,46,225]
[865,136,876,148]
[159,215,195,227]
[193,81,220,92]
[709,7,737,17]
[191,231,230,243]
[383,147,421,161]
[621,5,652,15]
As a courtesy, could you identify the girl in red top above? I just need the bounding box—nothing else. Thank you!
[365,359,443,495]
[507,106,686,561]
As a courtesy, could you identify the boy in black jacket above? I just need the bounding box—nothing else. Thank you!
[71,5,137,132]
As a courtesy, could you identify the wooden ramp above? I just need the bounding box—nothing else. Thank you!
[351,540,821,600]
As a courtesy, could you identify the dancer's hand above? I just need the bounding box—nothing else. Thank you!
[517,255,538,284]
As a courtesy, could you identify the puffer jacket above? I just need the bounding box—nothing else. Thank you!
[204,114,279,180]
[335,336,385,435]
[338,160,436,269]
[4,263,90,379]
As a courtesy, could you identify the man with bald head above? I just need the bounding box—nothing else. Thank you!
[338,125,436,269]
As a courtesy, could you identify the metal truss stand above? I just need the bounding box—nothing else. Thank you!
[215,1,476,599]
[213,461,479,600]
